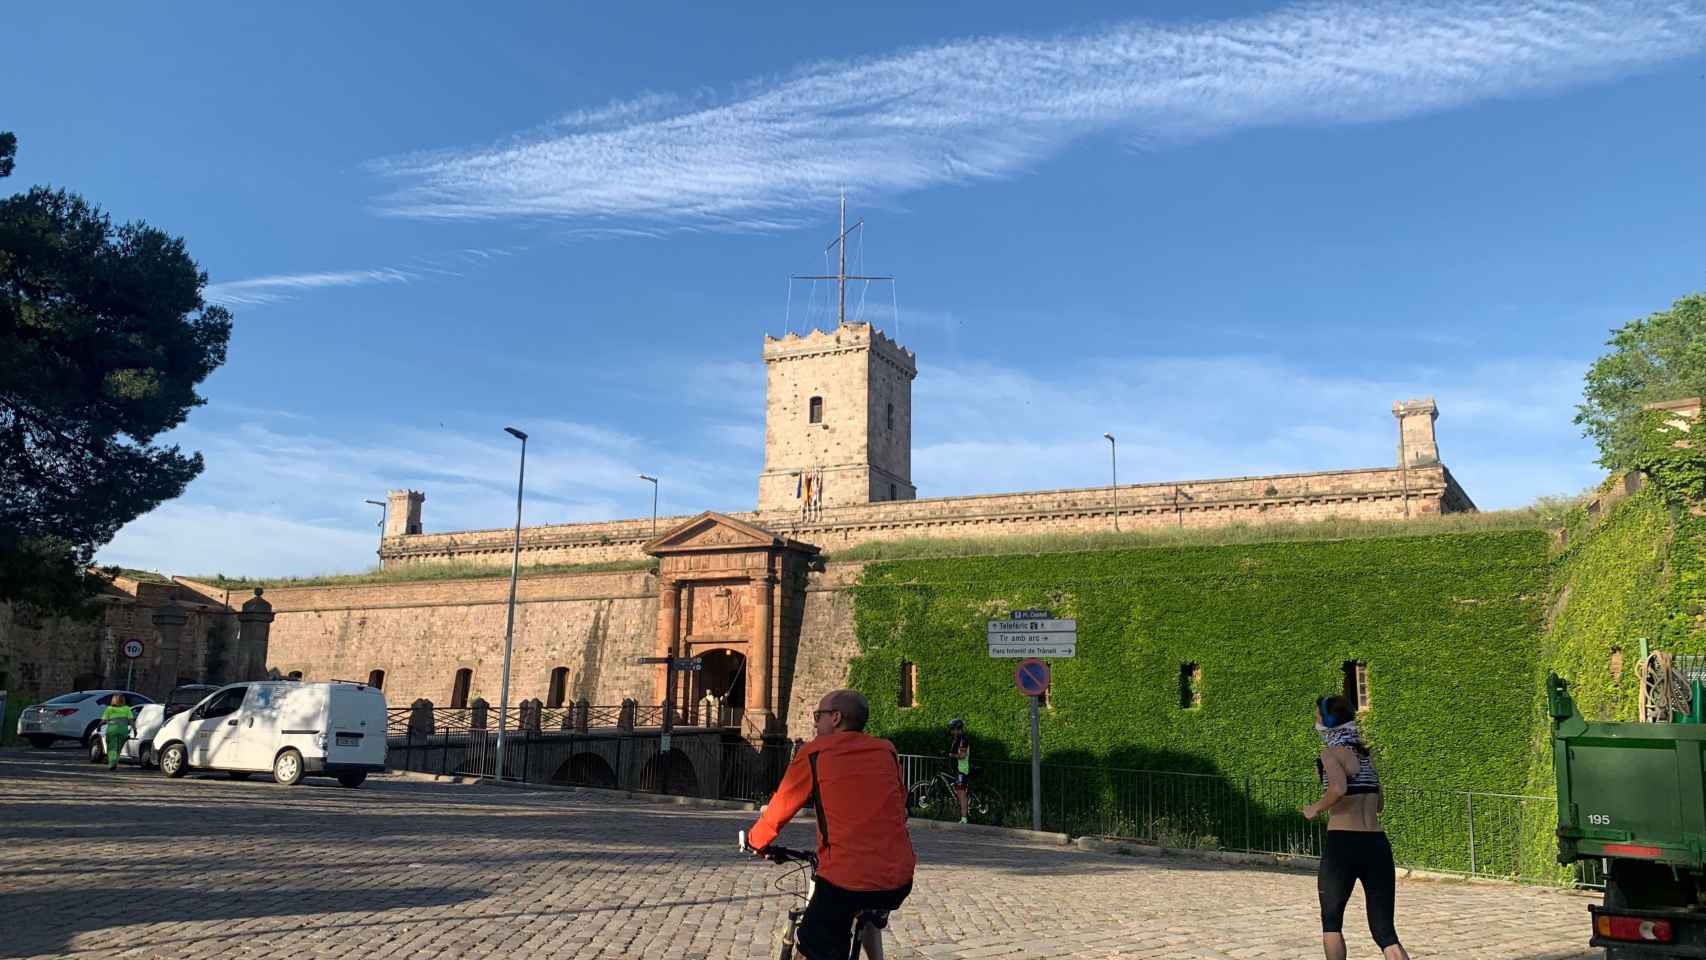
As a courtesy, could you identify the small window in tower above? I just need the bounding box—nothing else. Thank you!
[899,660,918,708]
[1341,660,1370,711]
[1179,663,1201,709]
[809,396,823,424]
[889,483,897,501]
[886,402,894,431]
[548,666,570,708]
[367,669,385,689]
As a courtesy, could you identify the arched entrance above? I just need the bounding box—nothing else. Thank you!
[693,649,746,727]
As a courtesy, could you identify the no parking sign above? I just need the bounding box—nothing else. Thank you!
[1014,658,1050,697]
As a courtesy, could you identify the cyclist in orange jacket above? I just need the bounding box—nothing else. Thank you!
[746,689,916,960]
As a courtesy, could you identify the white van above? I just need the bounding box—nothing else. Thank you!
[152,680,387,787]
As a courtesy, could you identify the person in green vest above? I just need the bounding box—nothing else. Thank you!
[100,694,134,771]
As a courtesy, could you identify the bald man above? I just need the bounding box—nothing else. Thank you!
[746,689,916,960]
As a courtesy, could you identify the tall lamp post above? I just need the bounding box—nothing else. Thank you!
[1103,433,1119,533]
[363,499,386,561]
[637,474,659,538]
[494,426,528,784]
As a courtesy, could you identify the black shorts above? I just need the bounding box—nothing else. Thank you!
[797,877,911,960]
[1318,830,1400,950]
[953,771,969,788]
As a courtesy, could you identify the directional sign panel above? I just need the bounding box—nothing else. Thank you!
[987,618,1076,658]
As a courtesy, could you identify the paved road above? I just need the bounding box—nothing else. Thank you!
[1,749,1598,959]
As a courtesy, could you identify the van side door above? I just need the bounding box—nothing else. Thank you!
[187,686,246,767]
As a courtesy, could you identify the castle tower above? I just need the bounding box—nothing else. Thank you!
[758,323,917,513]
[384,489,424,536]
[1393,398,1440,466]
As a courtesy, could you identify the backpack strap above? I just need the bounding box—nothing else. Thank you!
[808,751,830,847]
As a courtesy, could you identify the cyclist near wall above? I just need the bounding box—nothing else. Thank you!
[746,689,916,960]
[947,718,970,824]
[1298,694,1409,960]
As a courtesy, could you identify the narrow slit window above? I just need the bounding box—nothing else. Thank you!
[809,396,823,424]
[886,402,894,431]
[451,668,473,709]
[548,666,570,708]
[1179,663,1201,709]
[899,660,918,708]
[1341,661,1370,712]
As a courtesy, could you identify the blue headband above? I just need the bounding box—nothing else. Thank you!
[1318,697,1344,729]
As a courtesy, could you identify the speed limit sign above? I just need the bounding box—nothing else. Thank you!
[122,639,144,660]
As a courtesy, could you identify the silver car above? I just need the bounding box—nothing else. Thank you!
[17,690,154,749]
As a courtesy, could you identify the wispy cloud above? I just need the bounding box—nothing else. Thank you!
[370,1,1706,225]
[203,268,417,306]
[203,246,523,307]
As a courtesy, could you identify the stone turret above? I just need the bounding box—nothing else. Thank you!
[757,323,917,513]
[1393,398,1440,467]
[385,489,424,537]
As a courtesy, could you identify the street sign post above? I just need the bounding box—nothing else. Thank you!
[1014,657,1051,831]
[121,639,144,692]
[635,655,703,793]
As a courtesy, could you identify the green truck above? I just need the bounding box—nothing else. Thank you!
[1550,671,1706,957]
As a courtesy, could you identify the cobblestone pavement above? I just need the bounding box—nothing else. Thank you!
[1,749,1597,959]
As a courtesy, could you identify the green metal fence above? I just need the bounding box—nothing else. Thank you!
[900,754,1586,885]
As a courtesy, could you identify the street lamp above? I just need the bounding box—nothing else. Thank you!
[364,499,386,561]
[1103,433,1119,533]
[494,426,528,784]
[637,474,658,538]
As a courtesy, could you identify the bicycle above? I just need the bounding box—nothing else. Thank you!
[738,829,891,960]
[907,764,1003,826]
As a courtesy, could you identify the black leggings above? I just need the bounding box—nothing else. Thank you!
[1318,830,1400,950]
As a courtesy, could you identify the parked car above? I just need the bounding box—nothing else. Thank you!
[17,690,154,749]
[87,684,220,767]
[153,680,387,787]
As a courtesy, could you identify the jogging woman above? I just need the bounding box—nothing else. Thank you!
[1298,694,1408,960]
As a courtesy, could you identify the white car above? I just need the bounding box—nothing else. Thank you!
[153,680,388,787]
[86,684,221,767]
[17,690,154,749]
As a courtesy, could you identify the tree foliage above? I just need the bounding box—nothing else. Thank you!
[0,133,231,611]
[1576,295,1706,469]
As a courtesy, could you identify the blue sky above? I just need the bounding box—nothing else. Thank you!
[7,2,1705,577]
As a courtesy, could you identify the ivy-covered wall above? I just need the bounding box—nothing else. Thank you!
[848,532,1550,794]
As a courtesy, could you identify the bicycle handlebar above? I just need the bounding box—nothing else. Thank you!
[738,829,817,867]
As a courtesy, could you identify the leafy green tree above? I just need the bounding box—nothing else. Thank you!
[1576,295,1706,470]
[0,133,231,612]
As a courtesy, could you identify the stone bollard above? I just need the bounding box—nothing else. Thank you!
[408,698,435,740]
[617,698,637,732]
[470,697,490,730]
[520,698,542,736]
[573,698,590,733]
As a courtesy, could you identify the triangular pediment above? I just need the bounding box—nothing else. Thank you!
[644,512,789,555]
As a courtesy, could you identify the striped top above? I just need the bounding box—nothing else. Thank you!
[1317,745,1382,796]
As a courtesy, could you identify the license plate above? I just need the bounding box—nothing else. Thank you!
[335,734,360,747]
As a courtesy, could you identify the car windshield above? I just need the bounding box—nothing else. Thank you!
[169,689,214,706]
[45,693,93,705]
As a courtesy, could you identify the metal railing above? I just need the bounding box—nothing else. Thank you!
[386,703,714,737]
[897,754,1587,885]
[380,731,1586,887]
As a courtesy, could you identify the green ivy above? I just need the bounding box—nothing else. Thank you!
[849,532,1549,794]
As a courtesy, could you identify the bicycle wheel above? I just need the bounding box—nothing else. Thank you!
[907,780,944,818]
[970,786,1004,826]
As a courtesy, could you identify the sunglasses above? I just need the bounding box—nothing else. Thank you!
[813,709,840,720]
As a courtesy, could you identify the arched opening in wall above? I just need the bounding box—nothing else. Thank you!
[554,752,618,789]
[547,667,570,708]
[693,650,746,725]
[451,668,472,709]
[367,669,385,690]
[287,671,303,682]
[639,748,699,795]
